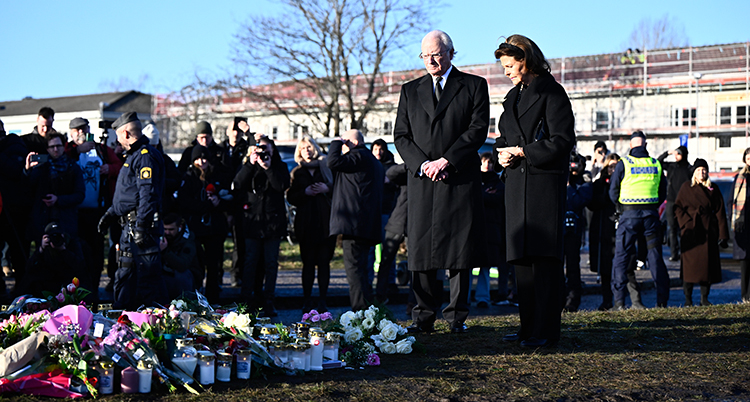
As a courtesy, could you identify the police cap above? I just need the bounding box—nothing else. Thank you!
[112,112,140,131]
[630,130,646,140]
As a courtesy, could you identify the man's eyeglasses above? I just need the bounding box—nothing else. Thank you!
[419,51,447,60]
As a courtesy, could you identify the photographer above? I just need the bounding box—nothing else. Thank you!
[232,136,290,316]
[24,133,85,248]
[15,222,88,298]
[563,151,592,312]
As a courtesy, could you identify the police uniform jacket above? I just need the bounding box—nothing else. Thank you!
[112,136,165,237]
[492,72,576,265]
[608,146,667,208]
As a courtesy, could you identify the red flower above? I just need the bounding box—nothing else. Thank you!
[72,277,80,287]
[117,315,132,325]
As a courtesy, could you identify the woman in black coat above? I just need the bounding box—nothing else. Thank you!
[232,137,290,316]
[287,136,336,312]
[177,145,230,301]
[588,153,620,310]
[730,147,750,303]
[493,35,575,347]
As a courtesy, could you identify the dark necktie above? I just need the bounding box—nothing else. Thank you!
[434,76,443,104]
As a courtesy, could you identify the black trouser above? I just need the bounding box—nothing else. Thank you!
[666,201,680,258]
[114,224,168,310]
[230,215,245,283]
[299,236,336,300]
[197,234,225,302]
[412,269,471,328]
[741,260,750,301]
[514,257,565,342]
[376,231,404,299]
[78,208,105,288]
[342,237,374,311]
[563,231,582,304]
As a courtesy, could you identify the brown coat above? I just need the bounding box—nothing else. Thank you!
[674,181,729,283]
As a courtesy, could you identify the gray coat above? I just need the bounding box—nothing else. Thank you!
[327,141,383,245]
[394,68,489,271]
[494,73,576,265]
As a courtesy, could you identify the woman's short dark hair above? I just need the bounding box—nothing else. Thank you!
[494,34,550,75]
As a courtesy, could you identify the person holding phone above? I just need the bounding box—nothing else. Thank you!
[24,133,85,250]
[65,117,123,290]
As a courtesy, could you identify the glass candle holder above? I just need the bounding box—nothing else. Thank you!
[120,366,138,394]
[137,360,153,393]
[235,349,252,379]
[98,360,114,394]
[197,351,215,385]
[171,338,198,384]
[216,352,232,382]
[309,327,325,371]
[324,332,341,361]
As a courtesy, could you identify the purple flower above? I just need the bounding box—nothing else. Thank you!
[302,313,310,321]
[311,314,320,322]
[320,312,333,321]
[366,353,380,366]
[309,309,319,316]
[55,293,65,303]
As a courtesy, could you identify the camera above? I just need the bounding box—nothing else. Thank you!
[256,144,270,162]
[569,152,585,175]
[31,154,49,165]
[48,233,65,248]
[99,120,113,130]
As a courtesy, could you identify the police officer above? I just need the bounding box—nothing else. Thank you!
[609,131,670,309]
[98,112,167,310]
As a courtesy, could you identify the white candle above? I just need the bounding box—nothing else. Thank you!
[138,368,152,393]
[236,353,251,379]
[171,356,198,384]
[99,370,113,394]
[216,364,231,382]
[198,360,215,385]
[310,334,324,371]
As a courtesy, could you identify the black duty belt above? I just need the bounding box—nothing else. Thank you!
[622,204,659,211]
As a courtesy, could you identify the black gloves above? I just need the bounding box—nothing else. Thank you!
[133,229,149,249]
[98,209,117,235]
[719,239,729,249]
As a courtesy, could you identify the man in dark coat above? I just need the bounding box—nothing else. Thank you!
[394,30,489,334]
[658,145,691,261]
[178,121,225,174]
[328,129,384,311]
[21,107,55,154]
[0,119,31,286]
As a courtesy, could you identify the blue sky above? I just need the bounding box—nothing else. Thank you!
[1,0,748,102]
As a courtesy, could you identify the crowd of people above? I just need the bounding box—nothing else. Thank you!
[1,29,749,348]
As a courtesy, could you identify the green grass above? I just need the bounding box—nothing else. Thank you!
[6,304,750,401]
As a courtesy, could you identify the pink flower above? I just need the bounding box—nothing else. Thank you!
[56,293,65,303]
[302,313,311,321]
[366,353,380,366]
[309,309,319,316]
[311,314,320,322]
[320,312,333,321]
[67,283,76,293]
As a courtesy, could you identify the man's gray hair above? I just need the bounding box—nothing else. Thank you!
[424,30,454,53]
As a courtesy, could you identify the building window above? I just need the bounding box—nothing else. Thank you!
[719,106,731,125]
[594,111,611,130]
[272,126,278,138]
[383,121,393,135]
[489,118,496,134]
[738,106,748,125]
[718,135,731,148]
[674,108,696,127]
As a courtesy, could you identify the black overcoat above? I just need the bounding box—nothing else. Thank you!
[287,163,333,243]
[493,72,575,265]
[327,142,383,245]
[393,68,489,271]
[731,172,750,260]
[674,181,728,284]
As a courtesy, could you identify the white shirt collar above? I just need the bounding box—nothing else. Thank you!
[434,65,453,89]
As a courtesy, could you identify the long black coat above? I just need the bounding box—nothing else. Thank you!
[327,141,383,245]
[232,154,290,240]
[394,68,489,271]
[287,163,333,243]
[675,181,728,284]
[493,72,575,265]
[177,165,230,238]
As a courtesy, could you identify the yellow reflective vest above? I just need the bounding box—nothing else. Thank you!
[619,156,662,204]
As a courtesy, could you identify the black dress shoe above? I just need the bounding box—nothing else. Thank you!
[406,323,434,334]
[502,333,520,342]
[450,323,468,333]
[520,337,554,348]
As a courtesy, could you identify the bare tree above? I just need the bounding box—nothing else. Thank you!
[224,0,431,137]
[98,74,152,93]
[624,14,689,51]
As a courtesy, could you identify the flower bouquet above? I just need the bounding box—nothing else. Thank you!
[302,309,341,333]
[338,305,416,367]
[42,278,91,310]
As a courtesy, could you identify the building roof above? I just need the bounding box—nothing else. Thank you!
[0,91,152,117]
